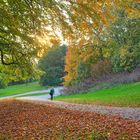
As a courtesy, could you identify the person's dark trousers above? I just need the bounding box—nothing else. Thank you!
[51,95,53,100]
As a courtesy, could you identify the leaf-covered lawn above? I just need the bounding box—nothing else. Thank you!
[55,82,140,107]
[0,100,139,140]
[0,82,48,97]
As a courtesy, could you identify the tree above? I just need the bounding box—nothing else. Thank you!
[1,0,139,67]
[0,0,139,86]
[39,45,66,86]
[64,3,140,86]
[109,11,140,72]
[64,44,100,86]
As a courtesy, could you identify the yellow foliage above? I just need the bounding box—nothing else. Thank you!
[64,43,100,86]
[64,46,80,86]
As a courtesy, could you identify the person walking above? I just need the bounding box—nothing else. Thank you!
[49,88,55,100]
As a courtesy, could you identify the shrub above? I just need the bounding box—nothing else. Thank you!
[62,68,140,95]
[91,60,113,80]
[62,78,94,94]
[0,80,7,89]
[104,68,140,84]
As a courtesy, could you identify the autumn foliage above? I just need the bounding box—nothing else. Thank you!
[64,0,140,87]
[0,100,139,140]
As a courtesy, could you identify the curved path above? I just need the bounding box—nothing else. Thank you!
[0,87,64,100]
[1,86,140,121]
[19,99,140,121]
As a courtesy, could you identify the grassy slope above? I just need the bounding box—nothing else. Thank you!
[55,82,140,107]
[0,82,48,97]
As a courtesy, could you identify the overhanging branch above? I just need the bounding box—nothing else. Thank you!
[0,49,17,65]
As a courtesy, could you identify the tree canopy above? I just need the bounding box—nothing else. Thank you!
[0,0,140,85]
[1,0,140,65]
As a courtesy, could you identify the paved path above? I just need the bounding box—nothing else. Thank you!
[0,87,64,100]
[20,99,140,121]
[1,86,140,121]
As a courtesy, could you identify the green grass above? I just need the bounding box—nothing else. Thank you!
[19,92,48,97]
[55,82,140,107]
[0,82,48,97]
